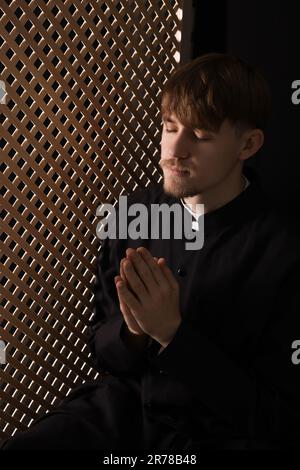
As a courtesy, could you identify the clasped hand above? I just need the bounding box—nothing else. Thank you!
[114,247,182,348]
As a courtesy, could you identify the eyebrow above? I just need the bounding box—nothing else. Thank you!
[162,116,176,123]
[162,116,214,134]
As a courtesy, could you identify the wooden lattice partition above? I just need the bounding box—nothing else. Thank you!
[0,0,184,439]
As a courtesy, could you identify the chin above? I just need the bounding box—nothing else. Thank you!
[163,173,204,199]
[163,178,190,199]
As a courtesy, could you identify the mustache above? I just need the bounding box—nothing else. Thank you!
[159,160,190,171]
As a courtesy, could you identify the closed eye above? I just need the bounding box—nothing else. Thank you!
[165,129,211,141]
[194,136,211,141]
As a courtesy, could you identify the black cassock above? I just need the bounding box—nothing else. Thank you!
[2,165,300,450]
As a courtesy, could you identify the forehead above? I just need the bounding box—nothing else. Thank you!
[161,113,216,133]
[161,113,180,123]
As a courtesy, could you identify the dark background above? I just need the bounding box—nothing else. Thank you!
[190,0,300,214]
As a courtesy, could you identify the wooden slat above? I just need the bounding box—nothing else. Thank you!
[0,0,184,439]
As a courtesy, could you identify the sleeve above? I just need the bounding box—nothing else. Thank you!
[86,235,151,378]
[148,268,300,447]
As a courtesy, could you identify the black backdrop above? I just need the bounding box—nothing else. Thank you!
[191,0,300,216]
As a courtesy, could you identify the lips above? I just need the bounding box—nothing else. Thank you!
[167,167,189,174]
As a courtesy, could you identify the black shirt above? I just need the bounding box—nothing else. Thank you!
[88,165,300,447]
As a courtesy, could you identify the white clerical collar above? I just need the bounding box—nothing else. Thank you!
[180,174,251,231]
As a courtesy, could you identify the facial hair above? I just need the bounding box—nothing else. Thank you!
[162,172,202,199]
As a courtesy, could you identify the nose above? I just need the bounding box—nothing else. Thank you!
[167,150,189,159]
[164,132,190,159]
[165,137,190,159]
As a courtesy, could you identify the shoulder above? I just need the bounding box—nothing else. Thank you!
[262,205,300,243]
[257,205,300,276]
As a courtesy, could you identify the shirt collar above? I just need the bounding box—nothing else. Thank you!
[180,174,251,231]
[160,166,270,235]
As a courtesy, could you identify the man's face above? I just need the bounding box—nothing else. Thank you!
[159,113,245,199]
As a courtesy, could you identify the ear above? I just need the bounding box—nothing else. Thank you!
[238,129,264,161]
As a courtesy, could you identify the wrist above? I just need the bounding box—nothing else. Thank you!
[122,326,150,349]
[159,317,182,348]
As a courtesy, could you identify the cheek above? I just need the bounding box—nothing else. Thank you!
[192,146,220,166]
[191,146,233,177]
[196,142,235,163]
[160,138,171,156]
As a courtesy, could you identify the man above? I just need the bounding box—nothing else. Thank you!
[1,53,300,451]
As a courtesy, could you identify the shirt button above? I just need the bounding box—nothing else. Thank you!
[177,267,186,277]
[158,369,164,375]
[144,401,152,409]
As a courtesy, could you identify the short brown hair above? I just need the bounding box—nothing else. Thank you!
[161,52,272,134]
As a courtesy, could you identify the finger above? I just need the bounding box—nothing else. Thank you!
[157,258,178,290]
[120,299,144,334]
[115,275,146,335]
[120,259,139,298]
[125,249,157,295]
[115,274,125,287]
[122,256,156,290]
[115,272,142,313]
[120,258,126,280]
[115,276,143,330]
[123,258,150,302]
[135,246,167,287]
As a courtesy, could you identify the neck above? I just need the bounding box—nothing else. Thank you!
[183,170,246,215]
